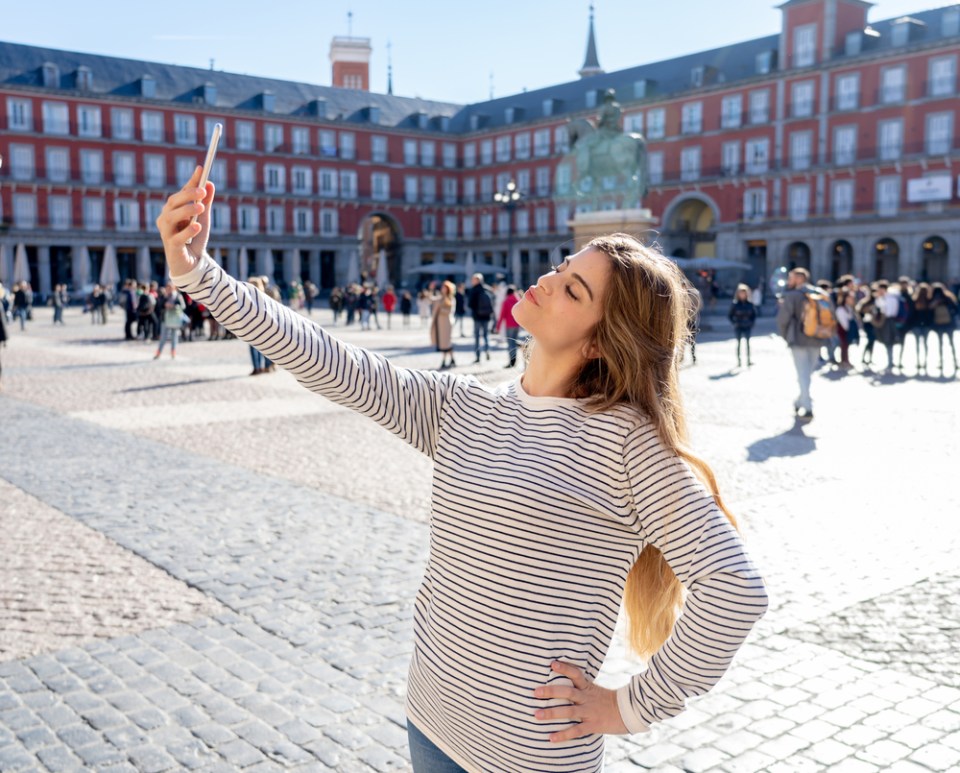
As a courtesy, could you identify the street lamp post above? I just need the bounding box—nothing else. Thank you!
[494,180,522,282]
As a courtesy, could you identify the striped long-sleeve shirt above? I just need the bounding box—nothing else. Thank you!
[172,257,768,773]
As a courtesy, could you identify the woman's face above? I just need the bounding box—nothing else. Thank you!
[513,247,611,359]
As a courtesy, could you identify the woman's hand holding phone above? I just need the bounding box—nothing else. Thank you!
[155,165,215,278]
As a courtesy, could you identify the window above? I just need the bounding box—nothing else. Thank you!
[113,152,135,186]
[496,172,511,193]
[680,147,701,181]
[624,113,643,134]
[790,131,813,170]
[929,56,957,97]
[175,157,195,185]
[238,205,259,234]
[480,175,493,200]
[646,108,665,139]
[9,144,35,180]
[463,142,477,167]
[515,210,529,236]
[555,204,571,232]
[371,172,390,201]
[721,142,740,175]
[404,139,418,165]
[339,132,355,160]
[292,166,312,195]
[370,136,388,163]
[264,124,283,152]
[80,149,103,184]
[926,112,953,155]
[681,102,702,134]
[42,101,69,134]
[749,90,769,124]
[878,119,903,161]
[210,203,230,234]
[7,98,33,131]
[421,140,436,166]
[745,138,769,174]
[174,114,197,145]
[141,111,163,142]
[834,125,857,165]
[743,188,767,221]
[145,155,166,188]
[515,132,531,160]
[111,108,133,139]
[647,151,664,184]
[944,8,960,36]
[421,176,436,203]
[791,81,815,118]
[554,125,570,154]
[443,177,457,204]
[319,130,337,157]
[463,178,477,203]
[236,121,255,150]
[497,135,511,163]
[320,209,338,236]
[497,211,509,236]
[881,66,906,104]
[835,73,860,111]
[264,164,285,193]
[77,105,102,137]
[534,129,551,157]
[294,208,313,235]
[83,197,105,230]
[13,194,37,228]
[721,95,742,129]
[267,205,284,235]
[45,146,69,182]
[480,213,493,238]
[793,23,816,68]
[516,169,530,195]
[877,177,900,217]
[444,215,458,238]
[49,196,71,230]
[114,199,140,232]
[340,170,357,198]
[535,208,550,234]
[462,215,475,239]
[585,90,598,109]
[442,142,457,168]
[536,167,551,196]
[292,126,310,154]
[237,161,256,192]
[422,214,436,238]
[788,185,810,222]
[404,176,419,203]
[210,159,226,189]
[832,179,854,219]
[480,139,494,165]
[319,168,337,197]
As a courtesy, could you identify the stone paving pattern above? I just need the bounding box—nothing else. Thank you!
[0,305,958,772]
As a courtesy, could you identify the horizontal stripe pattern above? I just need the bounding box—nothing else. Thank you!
[173,257,768,773]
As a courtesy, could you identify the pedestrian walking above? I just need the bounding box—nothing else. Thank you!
[467,273,494,363]
[728,283,756,367]
[856,287,881,368]
[329,287,344,326]
[493,285,522,368]
[51,284,67,325]
[120,279,138,340]
[382,286,397,330]
[136,284,156,340]
[400,290,413,328]
[929,282,958,375]
[12,282,29,331]
[430,280,456,370]
[776,267,835,421]
[304,280,318,315]
[417,290,432,328]
[153,283,185,359]
[454,282,466,337]
[158,173,767,773]
[0,294,7,386]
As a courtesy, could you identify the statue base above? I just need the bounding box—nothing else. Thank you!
[569,209,659,251]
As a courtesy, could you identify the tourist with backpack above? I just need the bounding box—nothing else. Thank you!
[776,267,836,421]
[930,282,958,375]
[467,272,495,363]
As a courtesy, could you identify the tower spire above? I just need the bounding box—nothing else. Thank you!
[579,3,604,78]
[387,40,393,95]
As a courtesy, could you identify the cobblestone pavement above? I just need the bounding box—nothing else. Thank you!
[1,305,958,772]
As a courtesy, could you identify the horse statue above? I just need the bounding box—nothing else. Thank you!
[564,89,648,207]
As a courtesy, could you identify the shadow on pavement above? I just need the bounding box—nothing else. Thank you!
[746,425,817,462]
[118,376,247,393]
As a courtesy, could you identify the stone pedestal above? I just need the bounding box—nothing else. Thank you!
[569,209,659,251]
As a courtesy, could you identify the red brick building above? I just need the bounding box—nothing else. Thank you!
[1,0,958,298]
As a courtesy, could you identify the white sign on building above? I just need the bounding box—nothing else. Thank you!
[906,175,952,203]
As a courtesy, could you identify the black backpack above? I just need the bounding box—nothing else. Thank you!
[474,287,494,318]
[137,293,155,316]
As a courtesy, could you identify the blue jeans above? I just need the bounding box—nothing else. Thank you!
[473,317,490,358]
[407,723,467,773]
[791,346,820,413]
[505,325,521,365]
[156,326,179,355]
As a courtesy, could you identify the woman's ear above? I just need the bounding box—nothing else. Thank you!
[582,338,601,361]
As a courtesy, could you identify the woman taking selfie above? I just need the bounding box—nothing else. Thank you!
[157,168,768,773]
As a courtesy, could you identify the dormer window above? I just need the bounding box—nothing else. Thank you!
[202,83,217,105]
[944,8,960,36]
[417,113,429,130]
[140,75,156,98]
[845,31,863,56]
[260,92,276,112]
[756,51,775,75]
[76,66,92,91]
[793,24,817,68]
[309,99,327,118]
[367,106,381,123]
[42,62,60,88]
[633,79,654,99]
[585,90,598,109]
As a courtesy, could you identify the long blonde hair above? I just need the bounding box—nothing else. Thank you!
[568,234,739,659]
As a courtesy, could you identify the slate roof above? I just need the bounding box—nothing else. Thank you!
[0,4,955,135]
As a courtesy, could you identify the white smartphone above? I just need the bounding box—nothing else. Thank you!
[186,122,222,243]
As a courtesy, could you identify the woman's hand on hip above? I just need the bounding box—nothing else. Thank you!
[155,165,215,277]
[533,661,628,742]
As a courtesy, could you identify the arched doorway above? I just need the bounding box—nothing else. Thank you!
[358,213,402,286]
[830,240,854,280]
[873,238,899,281]
[920,236,948,282]
[663,196,718,259]
[786,241,811,270]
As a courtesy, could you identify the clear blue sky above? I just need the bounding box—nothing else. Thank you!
[2,0,935,104]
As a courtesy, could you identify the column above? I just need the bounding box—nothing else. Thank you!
[309,249,321,286]
[510,246,521,288]
[37,246,52,296]
[0,242,11,285]
[283,248,299,285]
[849,234,872,281]
[226,247,239,278]
[944,231,960,284]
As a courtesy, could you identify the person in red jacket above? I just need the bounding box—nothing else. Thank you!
[493,285,522,368]
[381,286,397,330]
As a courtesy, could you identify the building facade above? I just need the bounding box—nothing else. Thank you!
[1,0,959,299]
